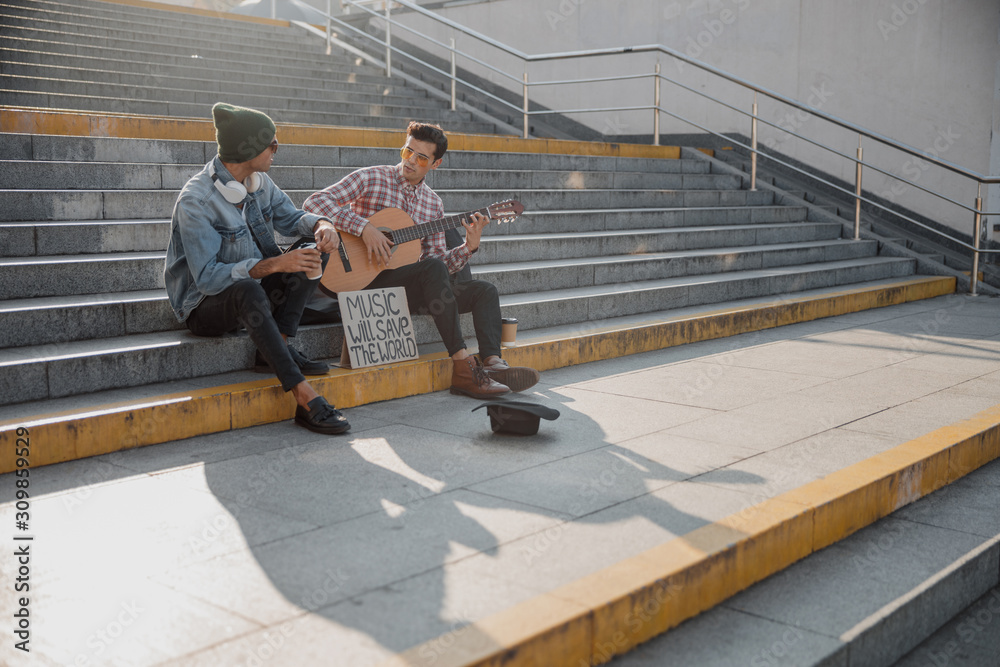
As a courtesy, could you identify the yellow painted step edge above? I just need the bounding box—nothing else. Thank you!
[0,107,686,159]
[0,276,954,474]
[376,400,1000,667]
[93,0,292,27]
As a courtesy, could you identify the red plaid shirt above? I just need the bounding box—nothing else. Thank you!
[303,164,472,274]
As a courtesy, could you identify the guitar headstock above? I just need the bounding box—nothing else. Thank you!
[486,199,524,224]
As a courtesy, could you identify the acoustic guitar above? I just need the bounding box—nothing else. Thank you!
[319,200,524,294]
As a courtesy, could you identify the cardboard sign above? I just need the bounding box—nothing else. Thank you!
[338,287,419,368]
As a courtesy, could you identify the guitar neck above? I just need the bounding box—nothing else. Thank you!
[389,207,491,245]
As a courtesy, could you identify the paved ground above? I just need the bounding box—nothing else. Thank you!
[3,291,1000,666]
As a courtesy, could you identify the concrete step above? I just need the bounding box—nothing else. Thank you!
[2,162,735,196]
[0,32,381,78]
[0,133,212,164]
[4,0,308,35]
[896,586,1000,666]
[0,187,775,222]
[0,256,916,406]
[479,238,879,294]
[0,160,741,192]
[0,207,810,256]
[0,188,177,222]
[0,238,878,347]
[425,188,775,213]
[0,219,169,256]
[0,89,494,135]
[428,169,740,191]
[525,205,809,233]
[501,255,915,331]
[0,14,349,61]
[0,134,713,174]
[0,289,181,348]
[4,0,344,47]
[0,251,166,298]
[0,73,452,116]
[0,9,330,51]
[0,44,400,88]
[0,62,438,108]
[475,224,848,263]
[608,458,1000,667]
[445,151,713,174]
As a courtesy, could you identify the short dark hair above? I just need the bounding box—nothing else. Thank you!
[407,121,448,161]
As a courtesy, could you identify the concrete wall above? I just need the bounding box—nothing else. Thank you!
[384,0,999,239]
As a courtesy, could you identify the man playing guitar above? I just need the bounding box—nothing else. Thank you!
[303,121,539,399]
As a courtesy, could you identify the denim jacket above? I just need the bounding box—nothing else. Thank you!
[164,157,325,322]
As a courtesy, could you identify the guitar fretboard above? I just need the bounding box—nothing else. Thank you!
[389,207,491,245]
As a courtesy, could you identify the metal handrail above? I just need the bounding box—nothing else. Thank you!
[314,0,997,294]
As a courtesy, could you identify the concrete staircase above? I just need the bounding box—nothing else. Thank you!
[0,0,954,470]
[0,131,926,408]
[608,455,1000,667]
[0,0,495,133]
[711,148,999,292]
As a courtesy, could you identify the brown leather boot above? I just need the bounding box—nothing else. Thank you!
[451,357,510,399]
[481,357,540,392]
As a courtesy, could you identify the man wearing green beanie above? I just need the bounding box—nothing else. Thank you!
[164,103,350,435]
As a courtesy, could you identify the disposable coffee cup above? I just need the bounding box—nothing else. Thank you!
[501,317,518,347]
[298,242,323,280]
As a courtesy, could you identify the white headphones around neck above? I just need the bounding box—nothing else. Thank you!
[209,161,262,204]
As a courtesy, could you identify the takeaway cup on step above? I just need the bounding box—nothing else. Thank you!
[501,317,518,347]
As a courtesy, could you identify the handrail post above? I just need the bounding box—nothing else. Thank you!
[653,61,660,146]
[970,190,983,296]
[450,37,457,111]
[522,71,529,139]
[854,136,863,240]
[749,92,757,191]
[384,0,392,76]
[326,0,332,55]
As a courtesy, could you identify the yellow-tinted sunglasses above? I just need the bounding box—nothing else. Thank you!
[400,146,433,167]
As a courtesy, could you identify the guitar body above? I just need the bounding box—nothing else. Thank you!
[319,200,524,295]
[320,208,422,294]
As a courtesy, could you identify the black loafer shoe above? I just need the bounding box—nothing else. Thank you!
[288,346,329,375]
[295,396,350,435]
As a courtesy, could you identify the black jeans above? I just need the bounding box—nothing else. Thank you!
[366,258,502,359]
[186,271,319,392]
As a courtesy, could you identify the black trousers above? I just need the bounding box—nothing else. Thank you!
[365,258,502,359]
[186,271,320,392]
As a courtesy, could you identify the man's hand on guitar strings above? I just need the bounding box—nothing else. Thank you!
[361,221,394,267]
[462,212,489,253]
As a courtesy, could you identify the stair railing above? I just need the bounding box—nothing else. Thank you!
[303,0,998,295]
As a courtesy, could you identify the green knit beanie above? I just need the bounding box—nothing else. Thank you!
[212,102,276,163]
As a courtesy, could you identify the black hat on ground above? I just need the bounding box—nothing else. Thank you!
[473,400,560,435]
